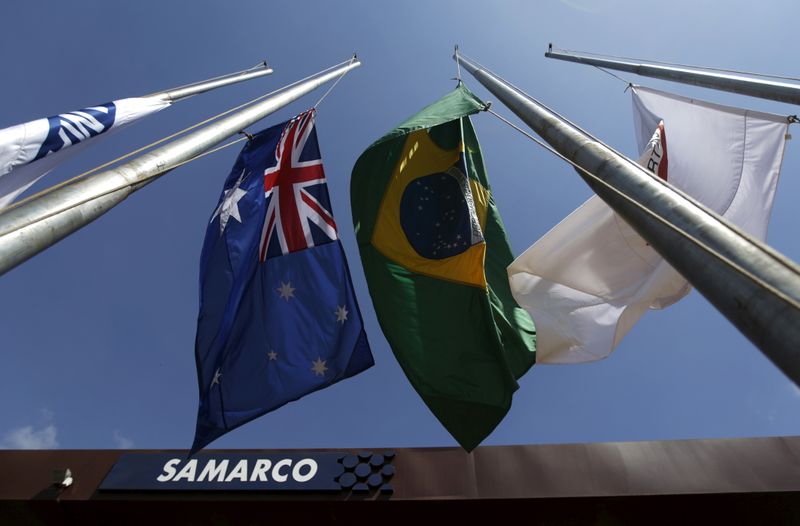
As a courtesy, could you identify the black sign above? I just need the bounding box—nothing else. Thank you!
[99,451,395,492]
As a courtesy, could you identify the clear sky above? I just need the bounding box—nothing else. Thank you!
[1,0,799,451]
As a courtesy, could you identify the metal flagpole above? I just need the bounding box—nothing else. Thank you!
[0,58,360,276]
[544,47,800,106]
[143,61,274,103]
[455,53,800,387]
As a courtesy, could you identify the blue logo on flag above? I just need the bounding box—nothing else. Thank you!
[34,102,117,161]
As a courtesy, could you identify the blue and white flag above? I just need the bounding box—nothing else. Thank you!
[192,110,373,452]
[0,96,169,207]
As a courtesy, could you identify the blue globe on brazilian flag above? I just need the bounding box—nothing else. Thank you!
[350,84,536,451]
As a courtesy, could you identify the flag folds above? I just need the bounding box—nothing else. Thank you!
[508,85,789,364]
[0,97,169,207]
[351,85,536,451]
[193,110,373,452]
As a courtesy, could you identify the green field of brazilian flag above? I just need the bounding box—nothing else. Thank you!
[350,84,536,451]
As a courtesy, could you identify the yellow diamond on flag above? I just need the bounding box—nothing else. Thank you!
[371,127,490,289]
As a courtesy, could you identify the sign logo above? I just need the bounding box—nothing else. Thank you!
[33,102,117,161]
[156,456,318,484]
[99,451,395,493]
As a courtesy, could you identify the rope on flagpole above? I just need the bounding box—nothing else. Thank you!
[592,65,634,88]
[459,51,613,146]
[483,105,800,311]
[313,54,357,109]
[454,45,463,83]
[546,41,631,87]
[0,58,355,214]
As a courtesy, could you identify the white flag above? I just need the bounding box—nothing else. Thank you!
[0,96,170,208]
[508,86,789,364]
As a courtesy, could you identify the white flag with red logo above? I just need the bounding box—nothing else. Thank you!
[508,86,789,363]
[0,96,169,208]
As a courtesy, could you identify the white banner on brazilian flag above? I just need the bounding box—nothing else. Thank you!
[0,96,170,207]
[508,86,790,364]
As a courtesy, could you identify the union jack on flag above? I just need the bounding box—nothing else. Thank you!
[193,109,373,452]
[259,110,338,261]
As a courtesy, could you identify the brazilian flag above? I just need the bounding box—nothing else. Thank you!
[350,84,536,451]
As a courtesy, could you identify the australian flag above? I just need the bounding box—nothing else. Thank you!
[192,110,373,452]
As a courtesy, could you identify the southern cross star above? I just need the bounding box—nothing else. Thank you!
[335,305,349,324]
[211,169,249,235]
[211,368,222,387]
[267,350,278,361]
[276,281,295,301]
[311,358,328,377]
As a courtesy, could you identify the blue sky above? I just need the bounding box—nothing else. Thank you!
[1,0,799,450]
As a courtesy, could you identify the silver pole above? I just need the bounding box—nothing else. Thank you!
[0,58,360,275]
[456,53,800,387]
[545,48,800,106]
[144,62,274,103]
